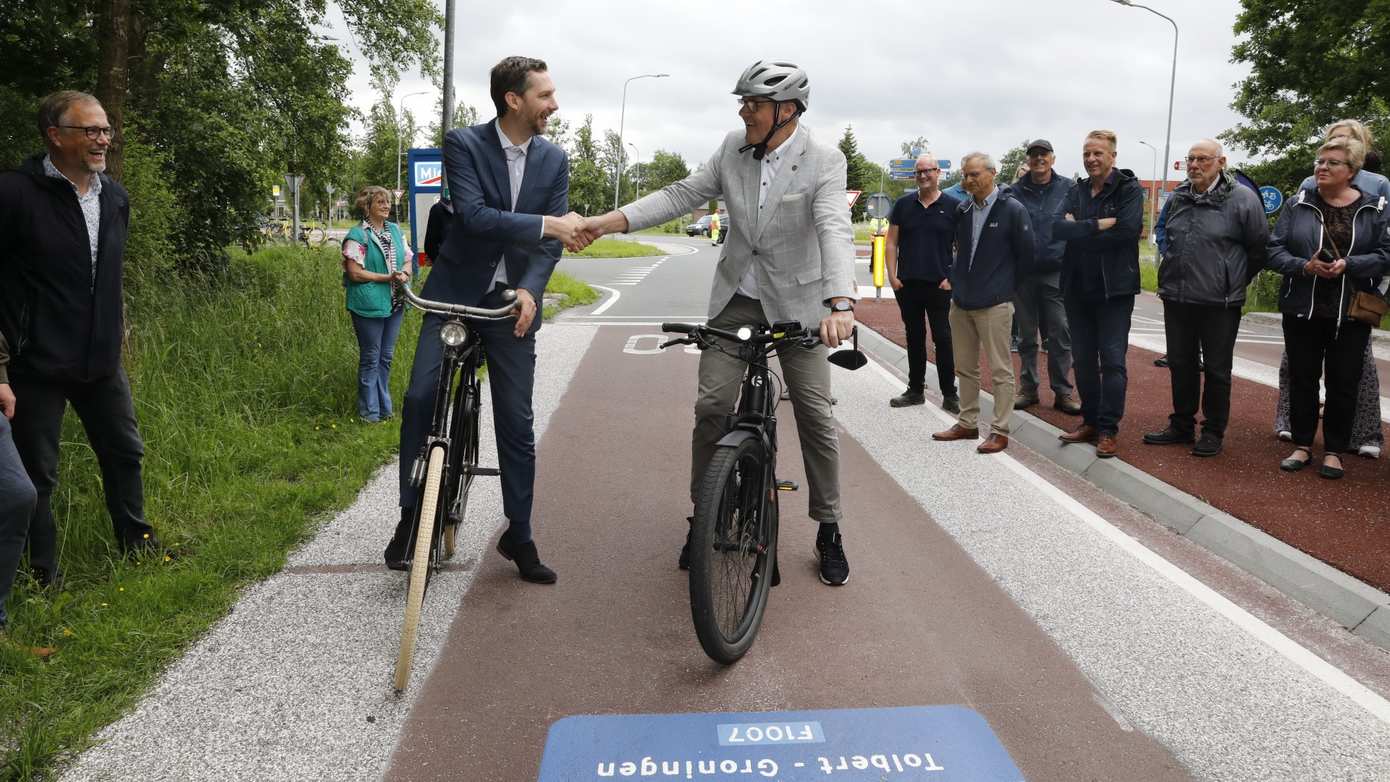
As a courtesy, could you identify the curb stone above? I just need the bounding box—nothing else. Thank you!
[853,321,1390,653]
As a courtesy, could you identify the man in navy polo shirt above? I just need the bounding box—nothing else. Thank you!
[885,153,961,411]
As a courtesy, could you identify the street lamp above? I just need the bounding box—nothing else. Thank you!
[396,89,430,219]
[1110,0,1178,230]
[613,73,668,212]
[627,142,642,199]
[1137,139,1159,235]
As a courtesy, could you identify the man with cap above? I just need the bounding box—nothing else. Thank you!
[1011,139,1080,414]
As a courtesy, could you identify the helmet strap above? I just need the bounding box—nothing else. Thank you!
[738,101,801,160]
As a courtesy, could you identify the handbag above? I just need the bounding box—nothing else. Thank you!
[1320,229,1387,326]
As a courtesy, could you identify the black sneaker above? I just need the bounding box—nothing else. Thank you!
[384,510,415,571]
[889,389,926,408]
[815,533,849,586]
[941,395,960,415]
[1142,426,1195,446]
[1191,433,1223,457]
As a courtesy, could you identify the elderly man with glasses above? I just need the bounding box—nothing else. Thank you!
[885,153,963,411]
[1010,140,1080,415]
[0,91,167,589]
[1142,140,1268,457]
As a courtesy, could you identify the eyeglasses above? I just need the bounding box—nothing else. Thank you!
[736,97,772,109]
[1186,155,1218,164]
[57,125,114,140]
[914,168,940,175]
[1313,158,1351,169]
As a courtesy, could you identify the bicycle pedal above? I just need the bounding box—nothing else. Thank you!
[776,480,798,492]
[468,466,501,477]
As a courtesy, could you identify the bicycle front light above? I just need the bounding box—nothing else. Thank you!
[736,326,753,341]
[439,321,469,347]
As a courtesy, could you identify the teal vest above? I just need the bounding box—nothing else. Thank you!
[343,222,409,318]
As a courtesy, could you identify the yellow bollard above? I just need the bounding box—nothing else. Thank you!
[871,233,886,297]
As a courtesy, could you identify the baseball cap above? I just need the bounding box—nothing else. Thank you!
[1026,139,1053,154]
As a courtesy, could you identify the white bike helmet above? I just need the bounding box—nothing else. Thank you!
[732,60,810,113]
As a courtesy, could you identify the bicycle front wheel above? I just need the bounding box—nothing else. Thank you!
[443,380,479,559]
[394,444,445,691]
[689,436,777,664]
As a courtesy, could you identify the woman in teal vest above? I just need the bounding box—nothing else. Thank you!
[342,185,416,423]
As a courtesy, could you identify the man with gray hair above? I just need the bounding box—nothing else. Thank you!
[931,152,1035,454]
[0,91,166,587]
[1142,139,1268,457]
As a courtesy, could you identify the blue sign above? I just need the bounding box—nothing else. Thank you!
[888,158,917,171]
[937,159,952,171]
[1259,185,1283,215]
[537,705,1024,781]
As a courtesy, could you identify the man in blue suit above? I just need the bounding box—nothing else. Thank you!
[386,56,587,584]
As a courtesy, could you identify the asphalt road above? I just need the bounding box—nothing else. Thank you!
[60,234,1390,781]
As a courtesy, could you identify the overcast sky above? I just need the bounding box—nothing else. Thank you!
[332,0,1254,185]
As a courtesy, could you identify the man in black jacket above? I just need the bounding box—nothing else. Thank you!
[1012,139,1080,415]
[1142,140,1268,457]
[1054,130,1145,458]
[931,152,1035,454]
[0,91,163,585]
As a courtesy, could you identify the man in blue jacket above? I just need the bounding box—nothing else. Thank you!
[1011,139,1080,415]
[931,152,1035,454]
[389,57,586,584]
[1053,130,1145,458]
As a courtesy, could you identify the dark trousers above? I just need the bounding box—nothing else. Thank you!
[1283,316,1370,453]
[1066,294,1135,435]
[894,279,955,396]
[0,415,37,627]
[9,368,152,573]
[1015,271,1073,397]
[399,293,538,544]
[1163,301,1242,438]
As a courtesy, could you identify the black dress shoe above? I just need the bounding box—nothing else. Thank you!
[496,537,557,584]
[29,566,63,590]
[1142,426,1195,446]
[941,395,960,414]
[384,510,415,571]
[889,389,926,408]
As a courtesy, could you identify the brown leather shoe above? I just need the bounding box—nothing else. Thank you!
[1095,434,1119,458]
[932,423,981,441]
[1053,395,1082,415]
[1059,424,1099,444]
[977,434,1008,454]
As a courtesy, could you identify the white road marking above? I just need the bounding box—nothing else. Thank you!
[862,353,1390,726]
[589,285,621,315]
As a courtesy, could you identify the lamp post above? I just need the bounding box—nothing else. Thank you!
[1110,0,1178,229]
[396,89,430,220]
[1137,139,1159,235]
[612,73,668,212]
[627,142,642,199]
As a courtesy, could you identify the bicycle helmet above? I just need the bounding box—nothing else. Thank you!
[733,60,809,160]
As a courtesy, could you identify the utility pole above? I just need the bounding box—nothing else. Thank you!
[442,0,456,145]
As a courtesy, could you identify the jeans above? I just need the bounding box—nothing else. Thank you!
[399,290,538,544]
[1283,316,1370,453]
[350,307,405,422]
[0,415,37,627]
[1066,294,1135,435]
[948,301,1015,435]
[9,368,153,573]
[893,279,955,396]
[1014,271,1073,398]
[693,295,841,524]
[1162,301,1241,438]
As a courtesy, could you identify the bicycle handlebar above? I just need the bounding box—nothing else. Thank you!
[661,322,819,347]
[401,283,518,320]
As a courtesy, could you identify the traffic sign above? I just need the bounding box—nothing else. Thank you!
[938,159,952,170]
[889,172,917,181]
[888,158,916,171]
[846,190,862,209]
[1173,160,1185,171]
[865,192,893,219]
[1259,185,1284,215]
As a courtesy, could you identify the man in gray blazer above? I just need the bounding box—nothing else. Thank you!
[582,60,858,586]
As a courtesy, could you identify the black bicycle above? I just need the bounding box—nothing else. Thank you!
[393,284,517,692]
[660,320,866,664]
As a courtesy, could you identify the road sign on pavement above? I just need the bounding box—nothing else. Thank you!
[538,706,1022,781]
[1259,185,1284,215]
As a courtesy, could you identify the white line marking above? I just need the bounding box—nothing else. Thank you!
[860,354,1390,725]
[589,285,621,316]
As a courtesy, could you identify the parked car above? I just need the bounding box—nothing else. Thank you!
[684,213,731,237]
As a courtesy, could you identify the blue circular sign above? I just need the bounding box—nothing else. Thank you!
[1260,185,1283,215]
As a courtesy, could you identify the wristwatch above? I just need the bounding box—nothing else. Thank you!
[830,299,855,313]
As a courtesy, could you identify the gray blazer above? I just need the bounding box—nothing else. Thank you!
[619,125,856,329]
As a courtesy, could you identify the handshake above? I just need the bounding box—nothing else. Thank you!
[544,211,621,253]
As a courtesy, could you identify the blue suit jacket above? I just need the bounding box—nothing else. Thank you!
[425,120,569,329]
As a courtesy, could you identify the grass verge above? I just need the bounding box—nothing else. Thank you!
[0,246,592,780]
[563,237,665,258]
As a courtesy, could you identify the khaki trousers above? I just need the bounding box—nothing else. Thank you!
[691,295,842,524]
[948,301,1015,436]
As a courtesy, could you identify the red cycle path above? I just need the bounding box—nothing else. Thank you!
[856,299,1390,594]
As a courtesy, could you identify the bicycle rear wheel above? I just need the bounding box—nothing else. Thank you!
[394,444,445,691]
[689,436,777,664]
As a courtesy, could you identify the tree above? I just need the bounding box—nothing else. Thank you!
[566,115,609,216]
[838,125,877,221]
[1223,0,1390,194]
[899,136,931,158]
[642,150,690,193]
[997,140,1031,184]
